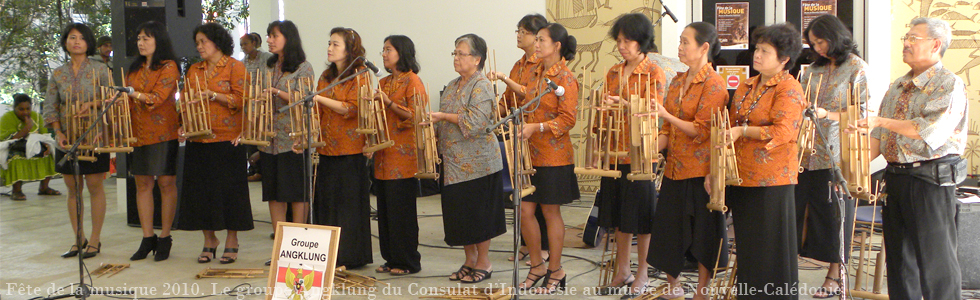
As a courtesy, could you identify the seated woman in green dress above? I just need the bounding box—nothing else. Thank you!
[1,93,60,200]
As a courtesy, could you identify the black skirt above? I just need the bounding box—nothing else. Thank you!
[54,149,110,175]
[174,141,253,231]
[131,140,179,176]
[313,154,373,268]
[795,169,855,264]
[523,164,580,205]
[648,177,728,278]
[728,185,799,299]
[597,164,657,234]
[259,151,305,202]
[441,172,507,246]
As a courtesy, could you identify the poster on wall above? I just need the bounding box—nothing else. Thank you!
[801,0,837,35]
[717,66,750,90]
[716,2,750,50]
[267,223,341,300]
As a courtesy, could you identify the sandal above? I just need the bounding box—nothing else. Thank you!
[376,264,391,273]
[219,248,239,264]
[597,273,635,295]
[38,188,62,196]
[461,268,492,284]
[198,247,216,263]
[508,250,530,262]
[519,262,548,289]
[11,191,26,201]
[526,252,550,266]
[449,265,472,281]
[537,267,566,294]
[814,276,842,298]
[389,268,415,276]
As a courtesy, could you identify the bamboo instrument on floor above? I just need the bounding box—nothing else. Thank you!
[707,238,738,300]
[179,75,215,140]
[707,109,740,212]
[413,87,440,179]
[356,73,395,153]
[240,70,275,147]
[839,82,875,201]
[626,73,661,181]
[288,77,326,149]
[797,73,821,172]
[92,68,135,153]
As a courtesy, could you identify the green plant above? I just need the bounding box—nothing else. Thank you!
[203,0,248,31]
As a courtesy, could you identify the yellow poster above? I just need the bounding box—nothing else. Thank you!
[717,65,750,90]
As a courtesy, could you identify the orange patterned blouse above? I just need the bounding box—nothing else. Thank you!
[317,68,369,156]
[602,56,667,164]
[184,56,246,143]
[373,71,424,180]
[127,60,180,146]
[503,53,540,103]
[728,70,804,187]
[660,63,729,180]
[504,60,579,167]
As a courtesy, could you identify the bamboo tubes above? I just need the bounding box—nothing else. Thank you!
[180,75,215,140]
[356,73,395,153]
[287,77,326,149]
[499,93,536,199]
[240,70,274,147]
[413,87,440,179]
[797,74,821,172]
[707,239,738,300]
[707,109,740,212]
[574,71,624,178]
[839,82,875,201]
[626,73,660,181]
[65,85,97,162]
[91,68,135,153]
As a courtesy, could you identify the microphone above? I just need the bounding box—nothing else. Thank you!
[545,78,565,97]
[112,86,134,93]
[364,60,383,77]
[661,1,679,23]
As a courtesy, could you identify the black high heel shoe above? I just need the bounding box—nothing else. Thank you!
[219,248,239,264]
[538,267,567,294]
[198,247,217,263]
[130,235,157,261]
[518,262,548,290]
[61,239,88,258]
[82,242,101,259]
[154,235,172,261]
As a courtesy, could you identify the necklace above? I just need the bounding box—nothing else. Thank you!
[734,84,773,126]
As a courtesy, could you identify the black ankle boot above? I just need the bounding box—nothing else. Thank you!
[154,235,173,261]
[130,235,157,261]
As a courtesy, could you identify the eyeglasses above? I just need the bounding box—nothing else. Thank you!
[381,48,393,55]
[451,51,475,58]
[515,29,532,36]
[900,35,936,44]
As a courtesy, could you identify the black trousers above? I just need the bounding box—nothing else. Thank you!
[375,177,422,273]
[728,185,799,300]
[882,171,961,300]
[795,169,855,264]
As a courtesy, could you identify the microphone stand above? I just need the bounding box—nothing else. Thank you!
[49,91,132,300]
[803,107,850,300]
[279,67,372,224]
[485,86,552,299]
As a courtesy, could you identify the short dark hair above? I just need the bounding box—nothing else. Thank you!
[455,33,487,70]
[266,20,307,73]
[541,23,577,61]
[803,14,858,67]
[60,23,97,56]
[194,23,234,56]
[383,35,420,74]
[753,23,803,70]
[96,36,112,47]
[518,14,548,34]
[128,21,178,74]
[686,22,722,63]
[609,13,656,53]
[12,93,32,107]
[322,27,367,82]
[242,32,262,48]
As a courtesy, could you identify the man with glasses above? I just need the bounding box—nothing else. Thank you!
[854,17,966,299]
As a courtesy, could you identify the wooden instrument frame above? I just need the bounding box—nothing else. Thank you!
[240,70,275,147]
[797,73,821,173]
[287,77,326,149]
[706,239,738,300]
[499,92,537,199]
[64,85,97,162]
[91,68,136,153]
[575,72,626,178]
[707,109,740,212]
[356,74,395,153]
[840,82,876,201]
[413,87,440,180]
[625,74,660,181]
[180,74,216,141]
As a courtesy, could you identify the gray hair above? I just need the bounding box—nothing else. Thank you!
[910,17,952,56]
[454,33,487,70]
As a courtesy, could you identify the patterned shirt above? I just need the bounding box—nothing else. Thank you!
[436,72,503,185]
[729,70,805,186]
[602,56,667,164]
[507,60,579,167]
[647,52,689,87]
[503,53,541,103]
[243,50,274,73]
[374,71,424,180]
[660,63,729,180]
[871,61,967,163]
[316,68,369,156]
[185,55,247,143]
[800,53,868,170]
[257,61,315,155]
[126,60,180,147]
[43,58,113,133]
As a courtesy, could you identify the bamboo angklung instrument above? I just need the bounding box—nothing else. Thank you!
[574,70,625,178]
[356,73,395,153]
[706,238,738,300]
[797,73,821,172]
[500,92,536,199]
[287,77,325,149]
[413,86,440,179]
[179,75,215,140]
[839,82,875,201]
[626,73,661,181]
[707,109,740,212]
[240,70,275,147]
[64,84,97,162]
[91,68,135,153]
